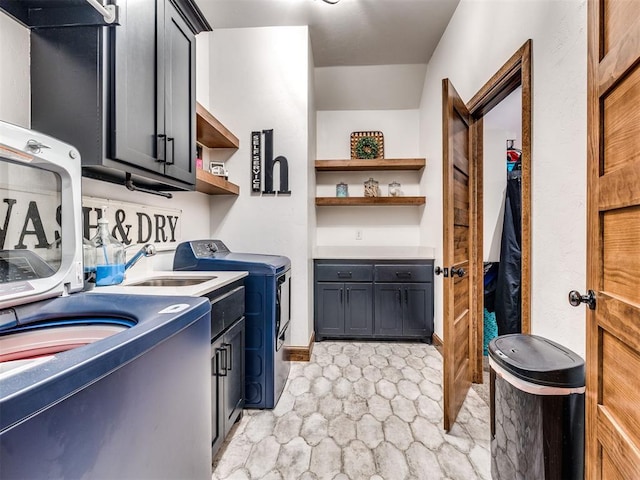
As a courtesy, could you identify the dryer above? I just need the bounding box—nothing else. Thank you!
[174,239,291,409]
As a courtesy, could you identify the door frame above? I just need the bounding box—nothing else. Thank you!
[466,40,532,382]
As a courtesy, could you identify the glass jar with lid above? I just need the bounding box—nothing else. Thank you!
[388,181,401,197]
[364,177,380,197]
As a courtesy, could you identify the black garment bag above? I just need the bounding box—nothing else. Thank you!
[495,170,522,334]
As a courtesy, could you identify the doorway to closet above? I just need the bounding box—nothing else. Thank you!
[481,87,523,362]
[441,40,532,430]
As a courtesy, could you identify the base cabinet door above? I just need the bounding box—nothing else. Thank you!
[211,336,225,456]
[344,283,373,336]
[374,284,404,336]
[211,320,245,456]
[223,317,245,436]
[403,283,432,337]
[316,283,346,337]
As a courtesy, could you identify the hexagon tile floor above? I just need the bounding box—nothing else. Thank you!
[212,341,490,480]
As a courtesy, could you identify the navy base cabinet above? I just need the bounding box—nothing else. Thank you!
[314,259,434,342]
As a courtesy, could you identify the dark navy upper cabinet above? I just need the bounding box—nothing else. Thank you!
[314,259,434,342]
[30,0,210,192]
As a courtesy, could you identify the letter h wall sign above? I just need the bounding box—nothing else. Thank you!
[251,129,291,195]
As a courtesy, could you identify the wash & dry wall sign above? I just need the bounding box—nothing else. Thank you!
[82,198,182,245]
[0,196,182,254]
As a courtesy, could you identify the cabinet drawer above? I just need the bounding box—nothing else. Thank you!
[211,286,245,338]
[316,264,373,282]
[374,264,432,283]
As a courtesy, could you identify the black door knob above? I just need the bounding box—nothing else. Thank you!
[568,290,596,310]
[450,267,465,278]
[435,266,448,277]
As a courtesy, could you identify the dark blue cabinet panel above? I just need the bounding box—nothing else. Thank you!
[374,284,404,336]
[404,283,432,336]
[316,283,346,337]
[345,283,374,336]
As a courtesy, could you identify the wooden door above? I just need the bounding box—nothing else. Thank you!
[586,1,640,478]
[442,79,473,432]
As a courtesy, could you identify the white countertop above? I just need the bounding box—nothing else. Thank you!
[91,271,248,297]
[313,245,435,260]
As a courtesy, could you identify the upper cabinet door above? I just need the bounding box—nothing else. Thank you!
[163,0,196,184]
[111,0,165,175]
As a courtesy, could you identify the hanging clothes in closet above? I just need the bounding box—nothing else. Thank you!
[495,149,522,335]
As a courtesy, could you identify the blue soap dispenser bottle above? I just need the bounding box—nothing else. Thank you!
[91,206,125,286]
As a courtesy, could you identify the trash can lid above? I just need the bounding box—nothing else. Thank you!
[488,334,585,388]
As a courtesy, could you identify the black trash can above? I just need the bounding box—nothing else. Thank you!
[489,334,585,480]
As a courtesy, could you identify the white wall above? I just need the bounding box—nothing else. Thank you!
[419,0,588,356]
[206,26,314,346]
[315,65,427,111]
[316,109,424,247]
[0,12,29,128]
[307,40,317,339]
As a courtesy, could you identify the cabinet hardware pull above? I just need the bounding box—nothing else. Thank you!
[398,288,402,304]
[340,288,343,303]
[337,271,352,279]
[225,343,233,371]
[396,272,412,278]
[157,134,167,163]
[219,347,228,376]
[405,289,408,304]
[166,137,175,165]
[347,288,350,303]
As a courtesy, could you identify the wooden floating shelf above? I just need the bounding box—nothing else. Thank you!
[196,169,240,195]
[316,196,426,206]
[196,102,240,149]
[315,158,426,171]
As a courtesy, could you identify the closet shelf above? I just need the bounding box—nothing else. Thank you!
[196,170,239,195]
[315,158,426,171]
[316,196,426,206]
[196,102,239,149]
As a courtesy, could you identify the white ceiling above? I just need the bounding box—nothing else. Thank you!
[195,0,460,110]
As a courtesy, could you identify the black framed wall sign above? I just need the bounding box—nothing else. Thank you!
[251,129,291,195]
[251,131,262,192]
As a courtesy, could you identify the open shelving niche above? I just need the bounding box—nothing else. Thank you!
[195,101,240,195]
[315,158,427,206]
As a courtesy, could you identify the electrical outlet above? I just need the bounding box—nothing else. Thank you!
[356,230,363,240]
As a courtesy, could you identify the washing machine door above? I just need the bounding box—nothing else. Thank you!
[275,270,290,351]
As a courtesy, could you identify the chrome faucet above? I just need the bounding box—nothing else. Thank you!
[125,243,156,271]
